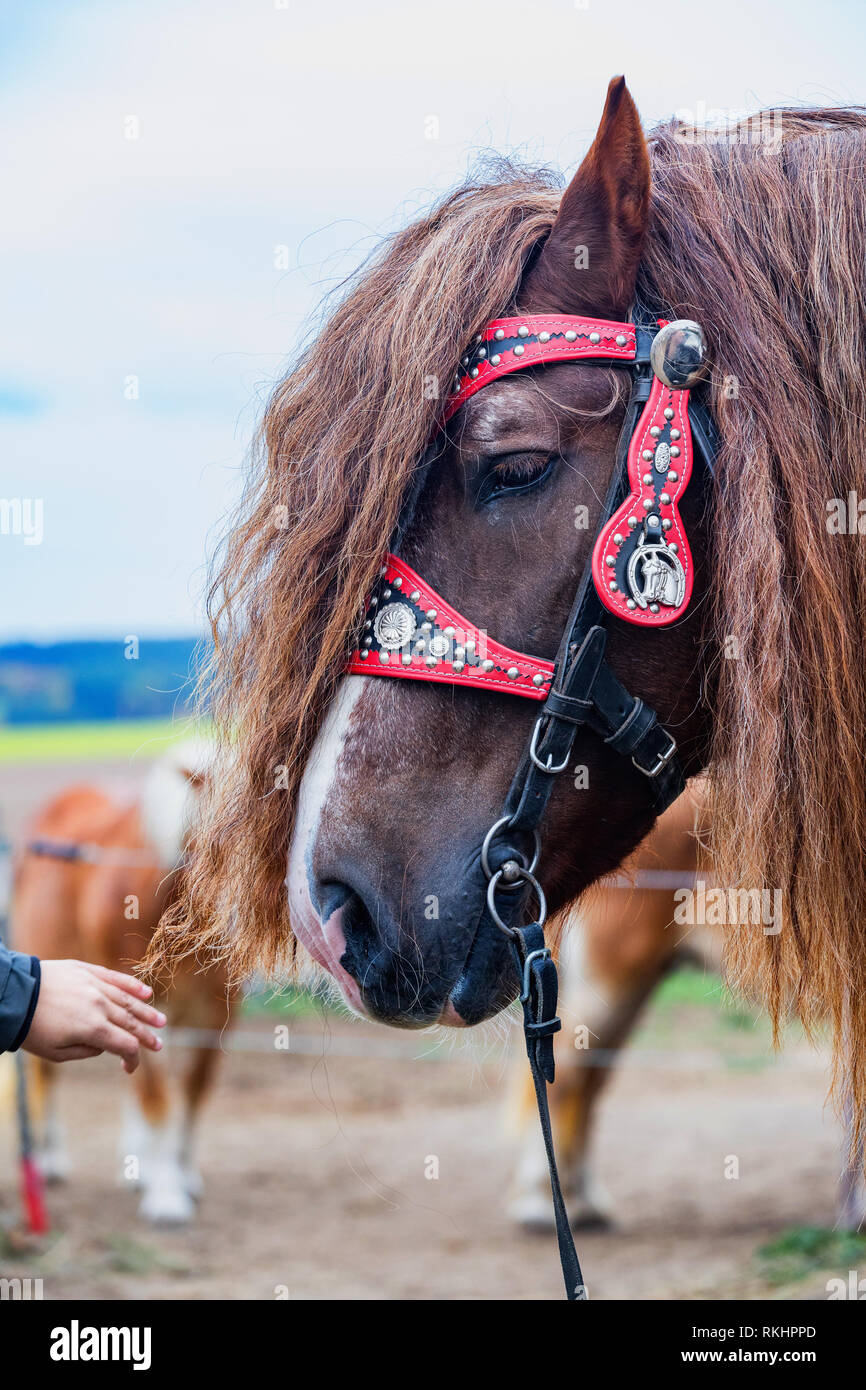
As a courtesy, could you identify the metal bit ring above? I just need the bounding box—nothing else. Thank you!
[480,815,541,882]
[486,866,547,937]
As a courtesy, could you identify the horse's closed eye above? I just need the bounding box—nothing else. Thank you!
[480,451,558,502]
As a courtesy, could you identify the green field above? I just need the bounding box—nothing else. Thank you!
[0,718,194,763]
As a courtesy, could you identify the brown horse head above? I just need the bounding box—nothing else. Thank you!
[151,86,866,1137]
[286,80,713,1025]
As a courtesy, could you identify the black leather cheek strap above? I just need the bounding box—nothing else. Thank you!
[492,625,682,1305]
[581,651,685,794]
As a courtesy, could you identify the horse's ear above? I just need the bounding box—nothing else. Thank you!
[180,766,207,789]
[521,76,650,319]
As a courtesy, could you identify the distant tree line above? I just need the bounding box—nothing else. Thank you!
[0,638,202,724]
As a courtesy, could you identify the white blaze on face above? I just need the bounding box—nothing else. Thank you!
[286,676,367,976]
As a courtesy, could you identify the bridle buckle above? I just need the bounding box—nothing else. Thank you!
[633,731,678,779]
[520,946,552,1003]
[528,715,572,774]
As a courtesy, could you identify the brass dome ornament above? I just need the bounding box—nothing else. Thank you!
[649,319,708,389]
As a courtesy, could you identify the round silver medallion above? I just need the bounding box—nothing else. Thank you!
[428,632,451,659]
[373,601,416,651]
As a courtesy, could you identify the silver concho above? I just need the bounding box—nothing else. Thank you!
[373,601,416,651]
[428,632,451,658]
[653,441,671,474]
[626,538,686,610]
[649,319,707,389]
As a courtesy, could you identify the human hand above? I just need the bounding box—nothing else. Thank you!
[22,960,166,1073]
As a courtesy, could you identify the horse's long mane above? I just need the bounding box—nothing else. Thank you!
[637,108,866,1128]
[149,107,866,1133]
[147,162,563,980]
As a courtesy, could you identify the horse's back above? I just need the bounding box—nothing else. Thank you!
[12,786,167,969]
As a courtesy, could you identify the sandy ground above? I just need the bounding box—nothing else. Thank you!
[0,756,854,1301]
[0,1024,847,1301]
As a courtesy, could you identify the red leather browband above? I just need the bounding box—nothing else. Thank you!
[441,314,696,629]
[347,554,554,700]
[444,315,636,422]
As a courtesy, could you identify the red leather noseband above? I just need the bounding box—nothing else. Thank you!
[347,554,554,700]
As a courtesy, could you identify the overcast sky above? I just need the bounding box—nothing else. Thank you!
[2,0,864,640]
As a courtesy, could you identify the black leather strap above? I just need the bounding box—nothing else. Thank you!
[501,340,687,843]
[509,923,587,1300]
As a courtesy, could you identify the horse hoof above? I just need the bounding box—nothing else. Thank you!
[183,1167,204,1200]
[570,1208,615,1233]
[507,1191,559,1234]
[508,1188,614,1235]
[37,1151,71,1185]
[138,1183,195,1226]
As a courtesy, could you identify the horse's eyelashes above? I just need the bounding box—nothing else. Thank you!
[493,451,550,481]
[480,451,558,502]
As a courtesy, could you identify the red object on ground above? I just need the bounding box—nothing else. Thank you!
[20,1152,48,1235]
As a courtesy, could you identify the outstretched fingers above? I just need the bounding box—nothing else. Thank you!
[104,1000,163,1055]
[104,984,166,1031]
[87,963,156,1001]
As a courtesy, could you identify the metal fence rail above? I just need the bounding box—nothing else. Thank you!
[159,1023,829,1072]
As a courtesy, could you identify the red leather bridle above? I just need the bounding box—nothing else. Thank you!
[349,552,556,699]
[348,312,709,697]
[342,306,716,1302]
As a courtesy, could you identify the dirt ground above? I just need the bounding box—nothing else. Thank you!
[0,757,855,1301]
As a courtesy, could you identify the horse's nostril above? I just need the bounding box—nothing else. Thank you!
[316,880,381,970]
[315,880,354,925]
[338,889,382,970]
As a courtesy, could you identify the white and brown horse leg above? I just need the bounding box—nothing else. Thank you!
[122,1049,195,1225]
[31,1058,71,1184]
[123,986,231,1223]
[176,1043,224,1200]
